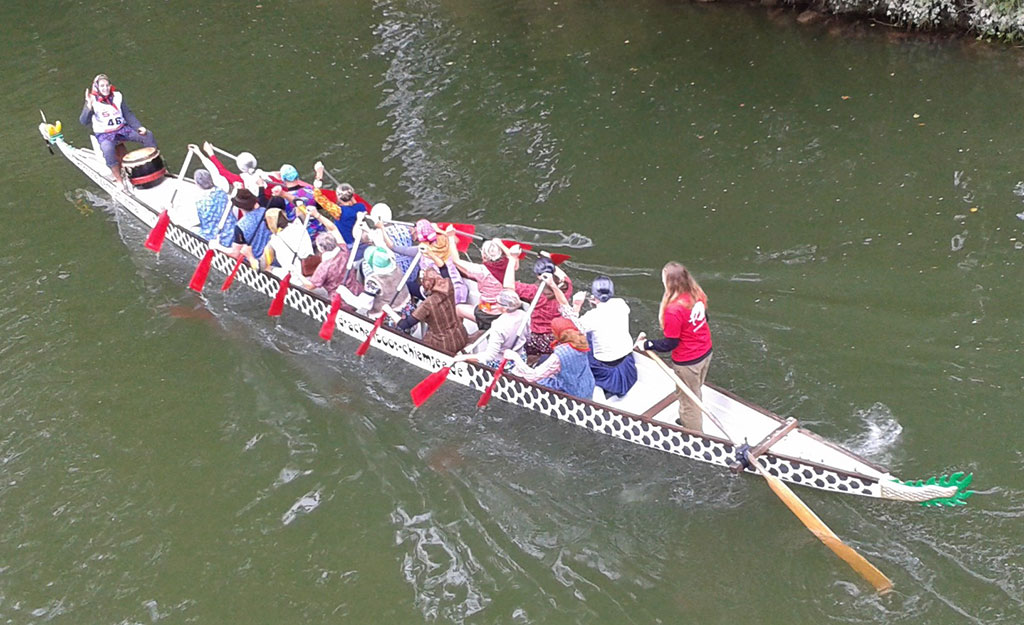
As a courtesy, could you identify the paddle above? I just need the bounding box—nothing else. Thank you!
[188,250,215,292]
[640,351,894,594]
[341,212,367,286]
[355,311,387,357]
[319,293,342,341]
[268,272,291,316]
[476,359,507,408]
[410,330,495,408]
[221,256,244,291]
[476,281,546,408]
[143,210,170,252]
[437,222,476,254]
[390,250,422,306]
[383,219,570,264]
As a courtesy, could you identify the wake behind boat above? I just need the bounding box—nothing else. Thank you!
[37,116,973,512]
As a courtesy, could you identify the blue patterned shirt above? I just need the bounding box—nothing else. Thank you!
[195,189,230,241]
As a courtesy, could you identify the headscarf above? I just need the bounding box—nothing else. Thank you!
[415,219,437,243]
[426,230,452,265]
[279,164,298,182]
[481,239,503,262]
[91,74,116,105]
[420,267,450,297]
[550,317,589,352]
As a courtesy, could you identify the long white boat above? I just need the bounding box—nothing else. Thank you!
[38,119,973,508]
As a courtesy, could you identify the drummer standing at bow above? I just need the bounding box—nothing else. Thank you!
[636,261,712,432]
[79,74,157,185]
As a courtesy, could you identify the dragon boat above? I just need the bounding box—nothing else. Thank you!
[38,119,972,508]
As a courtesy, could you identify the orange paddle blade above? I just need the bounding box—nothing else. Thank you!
[188,250,215,292]
[477,358,507,408]
[356,312,387,356]
[144,210,170,252]
[319,293,342,341]
[410,366,452,407]
[267,273,291,316]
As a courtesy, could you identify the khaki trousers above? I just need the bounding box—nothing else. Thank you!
[673,353,711,432]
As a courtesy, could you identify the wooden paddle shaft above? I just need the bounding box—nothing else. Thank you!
[641,350,894,593]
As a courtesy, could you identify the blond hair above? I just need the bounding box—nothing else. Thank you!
[658,261,707,329]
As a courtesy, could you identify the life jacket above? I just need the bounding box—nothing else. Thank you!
[91,91,125,135]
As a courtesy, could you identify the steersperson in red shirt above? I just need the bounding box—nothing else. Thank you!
[638,261,712,432]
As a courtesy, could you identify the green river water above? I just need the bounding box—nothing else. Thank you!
[3,1,1023,623]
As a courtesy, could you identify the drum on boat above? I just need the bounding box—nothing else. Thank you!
[121,147,166,189]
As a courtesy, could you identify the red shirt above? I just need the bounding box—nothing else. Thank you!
[663,294,712,363]
[515,276,573,334]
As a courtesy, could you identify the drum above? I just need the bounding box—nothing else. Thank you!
[122,147,166,189]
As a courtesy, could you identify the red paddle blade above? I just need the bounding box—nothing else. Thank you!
[319,293,342,341]
[221,256,244,291]
[477,358,507,408]
[356,312,387,356]
[410,366,452,407]
[501,240,533,252]
[322,188,338,204]
[144,210,170,252]
[267,273,291,316]
[188,249,215,292]
[354,193,371,209]
[549,253,571,265]
[438,223,476,253]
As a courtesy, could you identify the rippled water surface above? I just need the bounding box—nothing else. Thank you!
[4,1,1024,623]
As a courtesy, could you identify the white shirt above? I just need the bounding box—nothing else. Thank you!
[267,221,314,280]
[569,298,633,361]
[478,310,528,364]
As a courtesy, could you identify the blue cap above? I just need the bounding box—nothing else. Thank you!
[591,276,614,302]
[280,164,298,182]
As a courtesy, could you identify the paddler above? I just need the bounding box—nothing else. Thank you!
[507,254,573,365]
[547,274,638,399]
[79,74,158,185]
[229,188,271,269]
[635,261,712,431]
[502,317,596,399]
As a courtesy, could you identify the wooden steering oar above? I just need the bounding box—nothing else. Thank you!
[641,351,894,594]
